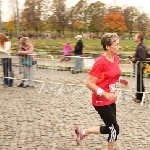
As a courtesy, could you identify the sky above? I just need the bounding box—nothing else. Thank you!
[1,0,150,21]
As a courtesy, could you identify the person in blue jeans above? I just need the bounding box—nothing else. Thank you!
[72,35,83,74]
[0,33,13,87]
[1,58,13,86]
[17,37,36,88]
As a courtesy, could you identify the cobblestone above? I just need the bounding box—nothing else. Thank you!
[0,68,150,150]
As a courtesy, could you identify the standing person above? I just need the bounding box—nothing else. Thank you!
[17,37,36,88]
[60,41,73,62]
[72,35,83,74]
[130,33,148,103]
[0,33,13,87]
[75,33,128,150]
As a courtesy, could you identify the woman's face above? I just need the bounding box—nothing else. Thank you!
[107,38,121,55]
[23,40,29,46]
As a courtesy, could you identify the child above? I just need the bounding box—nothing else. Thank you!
[60,41,73,62]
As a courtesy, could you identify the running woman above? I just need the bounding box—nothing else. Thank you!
[75,33,128,150]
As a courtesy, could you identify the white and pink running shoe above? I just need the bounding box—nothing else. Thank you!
[75,126,87,145]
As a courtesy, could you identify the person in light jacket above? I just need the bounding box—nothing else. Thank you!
[0,33,13,87]
[60,41,73,62]
[17,37,36,88]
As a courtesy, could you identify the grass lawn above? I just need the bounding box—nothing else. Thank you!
[10,37,150,74]
[10,38,150,54]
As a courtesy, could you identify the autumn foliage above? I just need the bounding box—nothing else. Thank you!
[103,12,127,33]
[73,19,83,31]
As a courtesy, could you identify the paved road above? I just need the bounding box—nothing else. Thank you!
[0,69,150,150]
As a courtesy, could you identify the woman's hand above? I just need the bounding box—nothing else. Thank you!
[18,50,22,54]
[131,57,135,62]
[102,91,117,101]
[120,79,128,86]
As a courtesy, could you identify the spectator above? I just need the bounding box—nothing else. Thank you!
[60,41,73,62]
[0,33,13,87]
[131,33,148,103]
[17,37,37,88]
[72,35,83,74]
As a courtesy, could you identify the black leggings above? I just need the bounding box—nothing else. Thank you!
[94,103,119,142]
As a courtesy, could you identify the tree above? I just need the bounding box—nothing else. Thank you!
[122,6,138,38]
[8,0,21,36]
[70,0,89,33]
[107,6,122,14]
[73,19,83,33]
[103,12,127,34]
[137,13,149,35]
[21,0,49,32]
[50,0,68,37]
[86,1,106,34]
[3,20,16,31]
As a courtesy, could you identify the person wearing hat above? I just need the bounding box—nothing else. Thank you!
[17,37,36,88]
[72,35,83,74]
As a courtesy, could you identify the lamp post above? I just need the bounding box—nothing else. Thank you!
[16,0,20,37]
[128,13,133,39]
[0,0,3,32]
[68,21,73,39]
[141,20,146,35]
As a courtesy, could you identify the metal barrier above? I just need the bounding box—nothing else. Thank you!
[116,58,134,103]
[1,54,143,106]
[134,61,150,106]
[55,55,95,95]
[0,53,95,94]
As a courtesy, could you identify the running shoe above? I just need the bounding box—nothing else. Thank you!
[75,126,87,145]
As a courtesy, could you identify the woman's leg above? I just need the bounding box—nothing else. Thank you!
[74,57,78,73]
[1,58,9,85]
[24,66,30,86]
[75,103,118,150]
[78,57,82,72]
[23,66,27,83]
[8,58,13,86]
[28,64,36,86]
[82,126,115,150]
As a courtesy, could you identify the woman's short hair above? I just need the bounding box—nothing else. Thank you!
[101,33,119,51]
[21,37,29,44]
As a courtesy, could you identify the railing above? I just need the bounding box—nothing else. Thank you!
[134,61,150,106]
[2,54,149,106]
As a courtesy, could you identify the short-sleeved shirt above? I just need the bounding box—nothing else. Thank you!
[89,55,121,106]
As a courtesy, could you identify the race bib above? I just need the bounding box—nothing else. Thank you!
[109,83,117,96]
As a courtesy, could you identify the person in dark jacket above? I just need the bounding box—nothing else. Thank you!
[131,33,148,103]
[72,35,83,74]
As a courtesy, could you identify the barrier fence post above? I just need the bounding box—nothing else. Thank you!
[135,60,150,106]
